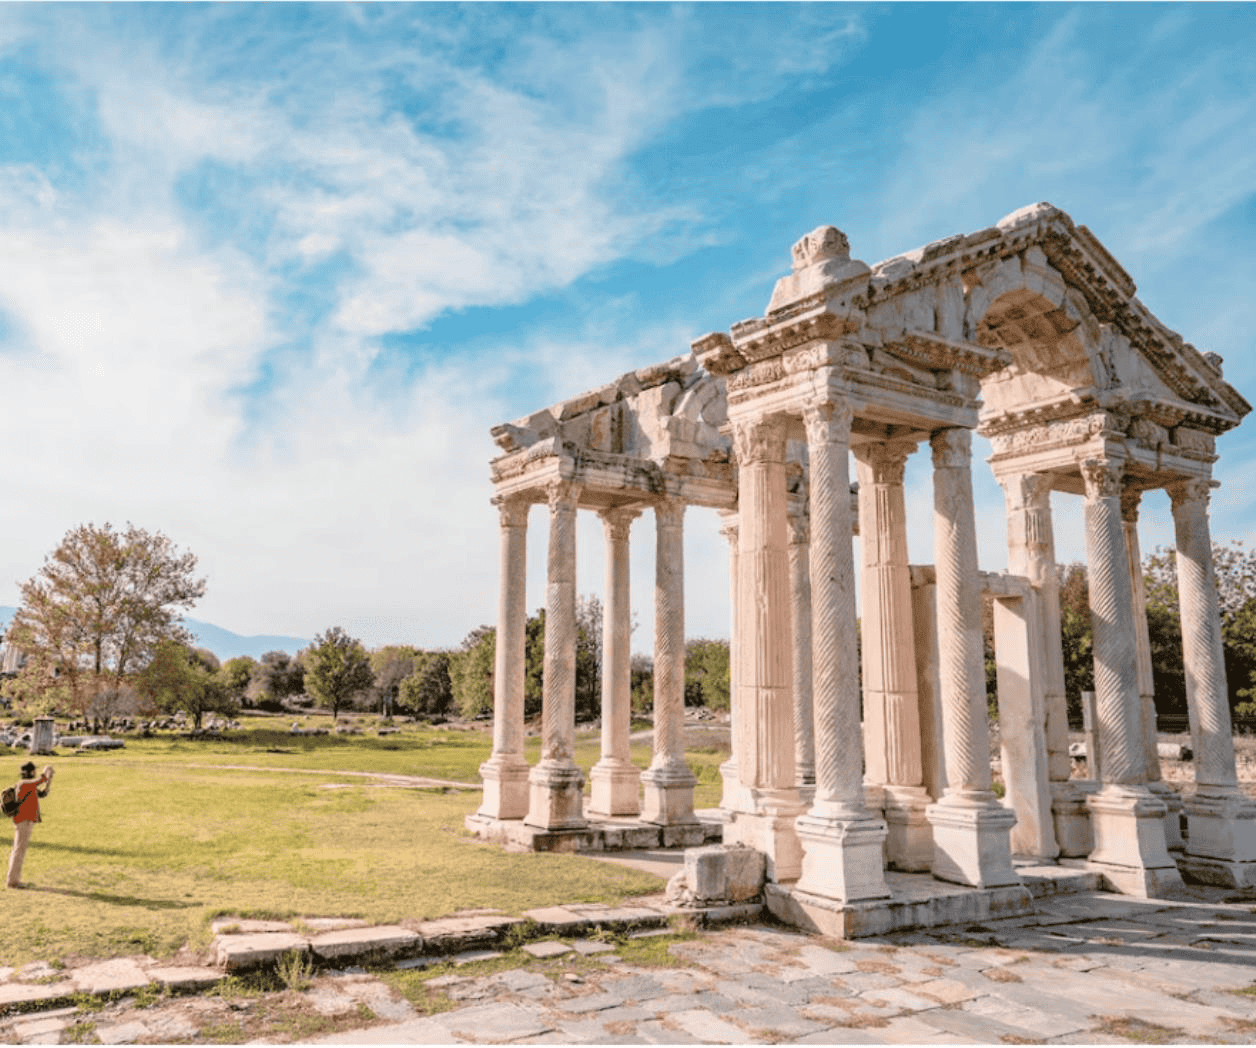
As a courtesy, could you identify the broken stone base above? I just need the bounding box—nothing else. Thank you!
[665,844,765,907]
[464,812,722,853]
[765,869,1035,940]
[1052,779,1098,858]
[720,788,808,882]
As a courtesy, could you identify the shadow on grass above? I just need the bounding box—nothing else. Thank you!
[30,886,199,910]
[25,841,138,858]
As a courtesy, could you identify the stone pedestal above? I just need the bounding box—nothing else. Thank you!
[883,785,934,872]
[30,717,55,756]
[1178,788,1256,888]
[796,805,891,901]
[1052,780,1098,857]
[927,792,1021,889]
[726,789,808,884]
[1086,784,1182,897]
[526,761,587,830]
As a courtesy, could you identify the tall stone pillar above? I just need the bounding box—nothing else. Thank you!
[723,415,806,880]
[855,439,932,871]
[589,507,642,817]
[1123,489,1184,851]
[718,512,748,813]
[1079,459,1181,896]
[794,398,889,903]
[641,499,698,826]
[999,472,1079,857]
[788,501,816,792]
[524,481,587,830]
[925,428,1019,888]
[478,497,531,821]
[1169,479,1256,887]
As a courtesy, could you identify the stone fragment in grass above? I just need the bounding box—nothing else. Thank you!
[302,917,371,932]
[96,1020,151,1045]
[210,918,293,934]
[148,966,223,992]
[309,925,421,962]
[523,941,572,958]
[415,914,524,953]
[571,940,616,955]
[213,932,309,971]
[0,980,76,1007]
[71,958,151,995]
[451,949,502,965]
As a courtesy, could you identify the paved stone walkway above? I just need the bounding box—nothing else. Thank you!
[2,885,1254,1044]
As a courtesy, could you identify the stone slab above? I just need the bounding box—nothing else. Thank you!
[210,918,293,934]
[435,1001,552,1041]
[70,958,151,995]
[666,1007,756,1043]
[147,966,225,992]
[309,924,421,961]
[213,931,309,970]
[522,941,572,959]
[415,914,523,953]
[312,1015,464,1043]
[0,980,75,1008]
[96,1019,151,1044]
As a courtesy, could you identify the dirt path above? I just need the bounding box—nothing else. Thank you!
[79,759,481,790]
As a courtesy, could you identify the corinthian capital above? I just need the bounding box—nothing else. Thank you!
[545,479,582,512]
[493,496,531,529]
[1079,458,1123,502]
[599,505,641,542]
[802,398,853,447]
[654,499,685,530]
[853,439,914,486]
[731,416,788,465]
[1119,485,1144,524]
[997,471,1053,512]
[930,428,971,470]
[1167,477,1215,514]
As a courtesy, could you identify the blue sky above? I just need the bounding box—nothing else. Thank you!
[0,3,1252,651]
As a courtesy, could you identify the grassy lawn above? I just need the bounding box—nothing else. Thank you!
[0,715,728,968]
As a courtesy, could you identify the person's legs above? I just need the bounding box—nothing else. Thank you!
[7,821,33,887]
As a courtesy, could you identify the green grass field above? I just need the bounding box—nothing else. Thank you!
[0,715,727,968]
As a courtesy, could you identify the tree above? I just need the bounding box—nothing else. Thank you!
[370,646,419,717]
[399,651,455,717]
[254,650,305,703]
[684,639,730,710]
[220,656,258,703]
[3,522,206,717]
[303,627,374,721]
[630,653,654,715]
[451,626,495,719]
[1057,562,1095,727]
[135,640,237,729]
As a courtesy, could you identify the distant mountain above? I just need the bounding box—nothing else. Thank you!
[0,607,309,662]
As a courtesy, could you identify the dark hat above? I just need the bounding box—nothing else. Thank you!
[19,761,36,778]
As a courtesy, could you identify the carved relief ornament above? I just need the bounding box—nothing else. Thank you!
[1167,477,1215,514]
[731,417,789,465]
[997,471,1053,511]
[853,439,914,486]
[494,497,532,529]
[930,428,972,470]
[802,399,854,447]
[1078,458,1123,501]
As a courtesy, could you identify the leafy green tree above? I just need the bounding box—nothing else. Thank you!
[370,645,419,716]
[135,640,237,729]
[3,522,206,717]
[1057,563,1094,726]
[254,650,305,703]
[630,653,654,715]
[451,626,495,719]
[684,639,730,710]
[303,627,374,721]
[399,650,455,717]
[219,656,258,703]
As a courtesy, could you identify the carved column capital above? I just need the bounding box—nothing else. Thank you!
[930,427,971,470]
[599,505,641,542]
[654,498,685,530]
[545,479,582,512]
[997,471,1053,511]
[1120,485,1145,524]
[853,439,914,485]
[803,398,853,447]
[1079,458,1123,502]
[1167,477,1215,514]
[493,496,531,529]
[732,416,788,465]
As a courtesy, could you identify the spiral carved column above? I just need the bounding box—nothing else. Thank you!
[1170,479,1256,887]
[525,481,588,830]
[794,397,889,903]
[925,428,1020,889]
[589,507,642,817]
[1123,489,1184,850]
[478,497,532,821]
[854,439,932,871]
[1080,458,1180,896]
[642,499,698,826]
[788,502,816,791]
[721,415,806,880]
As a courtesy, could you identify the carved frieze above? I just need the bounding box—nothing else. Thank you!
[727,357,785,393]
[987,411,1111,459]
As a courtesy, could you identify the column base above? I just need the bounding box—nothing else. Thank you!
[1147,781,1185,851]
[795,802,891,903]
[1085,784,1182,898]
[641,762,697,826]
[720,758,753,815]
[1052,780,1098,858]
[478,755,531,821]
[926,791,1021,889]
[883,785,934,872]
[587,758,641,818]
[1181,787,1256,886]
[722,787,807,883]
[524,760,587,831]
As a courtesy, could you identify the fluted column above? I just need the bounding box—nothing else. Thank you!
[722,415,806,880]
[1123,489,1184,851]
[1080,458,1180,896]
[788,501,815,791]
[925,428,1019,888]
[997,472,1065,860]
[855,439,932,871]
[718,512,747,813]
[794,397,889,903]
[588,507,642,817]
[641,499,697,826]
[478,497,532,820]
[525,480,587,830]
[1169,478,1256,887]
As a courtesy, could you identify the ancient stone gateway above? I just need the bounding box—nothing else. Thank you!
[468,203,1255,934]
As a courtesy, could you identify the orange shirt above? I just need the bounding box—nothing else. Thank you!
[13,774,50,825]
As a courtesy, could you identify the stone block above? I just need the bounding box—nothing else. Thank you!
[521,940,572,958]
[415,914,523,954]
[71,958,151,995]
[213,932,309,971]
[309,925,422,962]
[147,966,224,992]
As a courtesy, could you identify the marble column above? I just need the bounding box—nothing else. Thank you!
[855,439,932,871]
[788,500,816,793]
[718,512,748,813]
[1080,459,1181,896]
[723,415,807,880]
[999,472,1079,858]
[795,398,889,903]
[1169,479,1256,887]
[1123,489,1184,851]
[478,497,532,821]
[925,428,1019,889]
[641,499,698,826]
[588,507,642,817]
[524,481,587,830]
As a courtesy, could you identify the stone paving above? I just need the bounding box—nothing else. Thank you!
[2,885,1255,1044]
